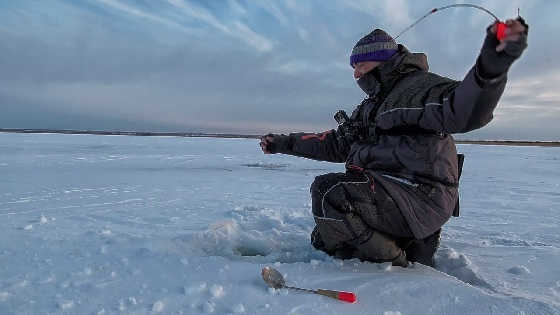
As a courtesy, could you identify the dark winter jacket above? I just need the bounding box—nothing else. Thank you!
[273,45,507,239]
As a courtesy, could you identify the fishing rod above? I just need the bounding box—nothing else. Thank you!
[394,3,512,40]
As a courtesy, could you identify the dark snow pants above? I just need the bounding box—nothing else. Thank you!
[310,171,413,266]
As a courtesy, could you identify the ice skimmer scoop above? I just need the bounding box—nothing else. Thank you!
[261,266,357,303]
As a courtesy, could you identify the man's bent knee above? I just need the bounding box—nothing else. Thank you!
[311,173,346,218]
[310,173,341,197]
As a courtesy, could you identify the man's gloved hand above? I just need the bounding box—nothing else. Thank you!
[260,134,291,154]
[478,17,528,78]
[259,134,276,154]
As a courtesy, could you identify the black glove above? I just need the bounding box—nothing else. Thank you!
[477,17,528,78]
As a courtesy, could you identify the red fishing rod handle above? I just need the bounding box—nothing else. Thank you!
[496,22,508,40]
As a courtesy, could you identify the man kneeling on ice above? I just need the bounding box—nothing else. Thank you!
[260,18,528,267]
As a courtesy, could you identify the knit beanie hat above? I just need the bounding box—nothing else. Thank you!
[350,29,398,67]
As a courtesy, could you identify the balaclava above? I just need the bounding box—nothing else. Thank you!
[350,29,398,95]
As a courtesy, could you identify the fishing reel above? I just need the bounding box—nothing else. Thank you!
[334,110,364,143]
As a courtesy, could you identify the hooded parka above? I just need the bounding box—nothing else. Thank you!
[271,45,507,239]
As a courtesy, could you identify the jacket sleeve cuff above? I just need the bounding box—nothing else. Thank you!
[474,59,507,88]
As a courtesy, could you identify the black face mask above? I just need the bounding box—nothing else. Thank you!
[356,70,380,96]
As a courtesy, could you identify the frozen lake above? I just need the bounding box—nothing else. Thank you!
[0,133,559,314]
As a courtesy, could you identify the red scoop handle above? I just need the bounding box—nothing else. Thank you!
[316,289,357,303]
[338,291,357,303]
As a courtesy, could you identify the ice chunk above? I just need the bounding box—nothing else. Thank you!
[203,301,215,313]
[232,303,246,313]
[152,300,164,313]
[184,282,207,295]
[118,299,126,311]
[210,284,224,298]
[436,247,493,290]
[58,300,74,310]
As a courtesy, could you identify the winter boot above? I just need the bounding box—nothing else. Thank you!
[405,229,441,267]
[351,227,408,267]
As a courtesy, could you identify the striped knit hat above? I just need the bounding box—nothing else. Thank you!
[350,29,398,67]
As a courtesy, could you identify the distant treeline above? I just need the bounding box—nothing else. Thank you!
[0,128,254,139]
[1,128,559,147]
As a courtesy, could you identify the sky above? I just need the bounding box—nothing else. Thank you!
[0,0,558,140]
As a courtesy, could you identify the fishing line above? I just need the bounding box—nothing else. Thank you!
[394,3,509,40]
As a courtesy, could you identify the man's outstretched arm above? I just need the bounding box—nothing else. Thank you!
[260,128,351,163]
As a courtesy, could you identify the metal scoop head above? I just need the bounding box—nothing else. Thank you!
[261,266,286,289]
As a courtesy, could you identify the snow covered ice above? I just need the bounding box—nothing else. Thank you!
[0,133,559,314]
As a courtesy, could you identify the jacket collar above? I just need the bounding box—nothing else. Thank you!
[375,45,429,95]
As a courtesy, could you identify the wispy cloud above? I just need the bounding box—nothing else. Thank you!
[267,60,315,76]
[254,1,289,25]
[167,0,275,52]
[486,70,560,138]
[297,28,309,41]
[343,0,412,29]
[167,0,229,34]
[382,0,413,27]
[283,0,308,14]
[95,0,194,33]
[231,21,275,52]
[227,0,247,16]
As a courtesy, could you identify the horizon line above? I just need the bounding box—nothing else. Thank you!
[1,128,559,147]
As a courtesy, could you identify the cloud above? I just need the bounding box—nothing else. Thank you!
[382,0,413,26]
[166,0,275,52]
[283,0,308,14]
[342,0,413,29]
[227,0,247,16]
[267,60,315,76]
[466,69,560,140]
[167,0,230,33]
[1,0,559,140]
[497,70,560,118]
[254,1,289,26]
[95,0,194,33]
[231,22,275,53]
[297,28,309,41]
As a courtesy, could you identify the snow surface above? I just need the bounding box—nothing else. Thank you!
[0,133,559,314]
